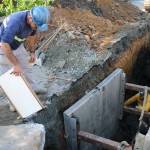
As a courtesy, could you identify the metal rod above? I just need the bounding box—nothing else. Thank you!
[78,131,132,150]
[125,83,150,92]
[123,106,150,118]
[139,86,148,127]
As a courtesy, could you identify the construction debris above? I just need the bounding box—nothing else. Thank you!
[32,23,66,66]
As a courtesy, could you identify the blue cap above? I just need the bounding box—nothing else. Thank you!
[31,6,50,31]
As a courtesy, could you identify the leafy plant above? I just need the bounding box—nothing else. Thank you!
[2,0,15,15]
[0,0,57,16]
[0,4,6,16]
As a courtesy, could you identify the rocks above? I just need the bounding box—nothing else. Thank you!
[87,0,93,2]
[66,31,76,40]
[85,34,91,43]
[90,32,100,40]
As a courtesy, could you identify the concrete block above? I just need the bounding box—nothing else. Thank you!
[0,123,45,150]
[143,128,150,150]
[134,133,145,150]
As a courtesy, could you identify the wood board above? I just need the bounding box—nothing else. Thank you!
[0,69,44,118]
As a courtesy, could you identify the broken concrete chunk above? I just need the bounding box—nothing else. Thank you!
[85,35,91,43]
[134,133,145,150]
[66,31,76,40]
[0,123,45,150]
[56,60,66,69]
[115,3,120,7]
[90,32,100,40]
[87,0,93,2]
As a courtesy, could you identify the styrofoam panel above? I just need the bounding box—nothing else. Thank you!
[0,69,43,118]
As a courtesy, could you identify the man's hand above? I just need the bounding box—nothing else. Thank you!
[28,34,36,63]
[1,43,22,76]
[13,63,22,76]
[29,52,36,63]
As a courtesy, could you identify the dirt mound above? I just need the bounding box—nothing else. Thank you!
[35,0,147,54]
[60,0,144,21]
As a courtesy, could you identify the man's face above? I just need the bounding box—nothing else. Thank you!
[30,20,37,30]
[28,16,37,30]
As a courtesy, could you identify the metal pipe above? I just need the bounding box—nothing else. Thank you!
[124,106,150,118]
[125,83,150,92]
[78,130,132,150]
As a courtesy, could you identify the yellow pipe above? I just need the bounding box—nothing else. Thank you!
[137,94,150,112]
[124,93,140,106]
[137,98,143,106]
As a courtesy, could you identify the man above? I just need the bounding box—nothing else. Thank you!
[0,6,50,111]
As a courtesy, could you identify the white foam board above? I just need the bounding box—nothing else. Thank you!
[0,69,44,118]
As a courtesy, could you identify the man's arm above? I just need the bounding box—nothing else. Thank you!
[28,34,36,52]
[1,42,22,75]
[28,35,36,63]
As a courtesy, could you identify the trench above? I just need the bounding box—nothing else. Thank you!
[61,31,150,149]
[111,49,150,143]
[43,25,150,149]
[0,17,150,150]
[109,43,150,147]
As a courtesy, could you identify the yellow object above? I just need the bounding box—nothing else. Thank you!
[124,93,143,106]
[137,94,150,112]
[124,93,150,112]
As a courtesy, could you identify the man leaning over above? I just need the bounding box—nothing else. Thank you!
[0,6,50,111]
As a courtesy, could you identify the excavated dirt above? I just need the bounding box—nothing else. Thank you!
[36,0,147,54]
[0,0,150,149]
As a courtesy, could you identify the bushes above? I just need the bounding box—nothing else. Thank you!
[0,0,56,17]
[0,4,6,16]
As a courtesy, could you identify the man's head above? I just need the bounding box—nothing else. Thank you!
[28,6,50,31]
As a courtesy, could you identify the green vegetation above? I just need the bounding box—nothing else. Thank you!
[0,0,56,17]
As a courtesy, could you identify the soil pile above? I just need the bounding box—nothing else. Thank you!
[36,0,147,55]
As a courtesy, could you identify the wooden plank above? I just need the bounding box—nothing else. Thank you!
[0,69,44,118]
[21,74,44,108]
